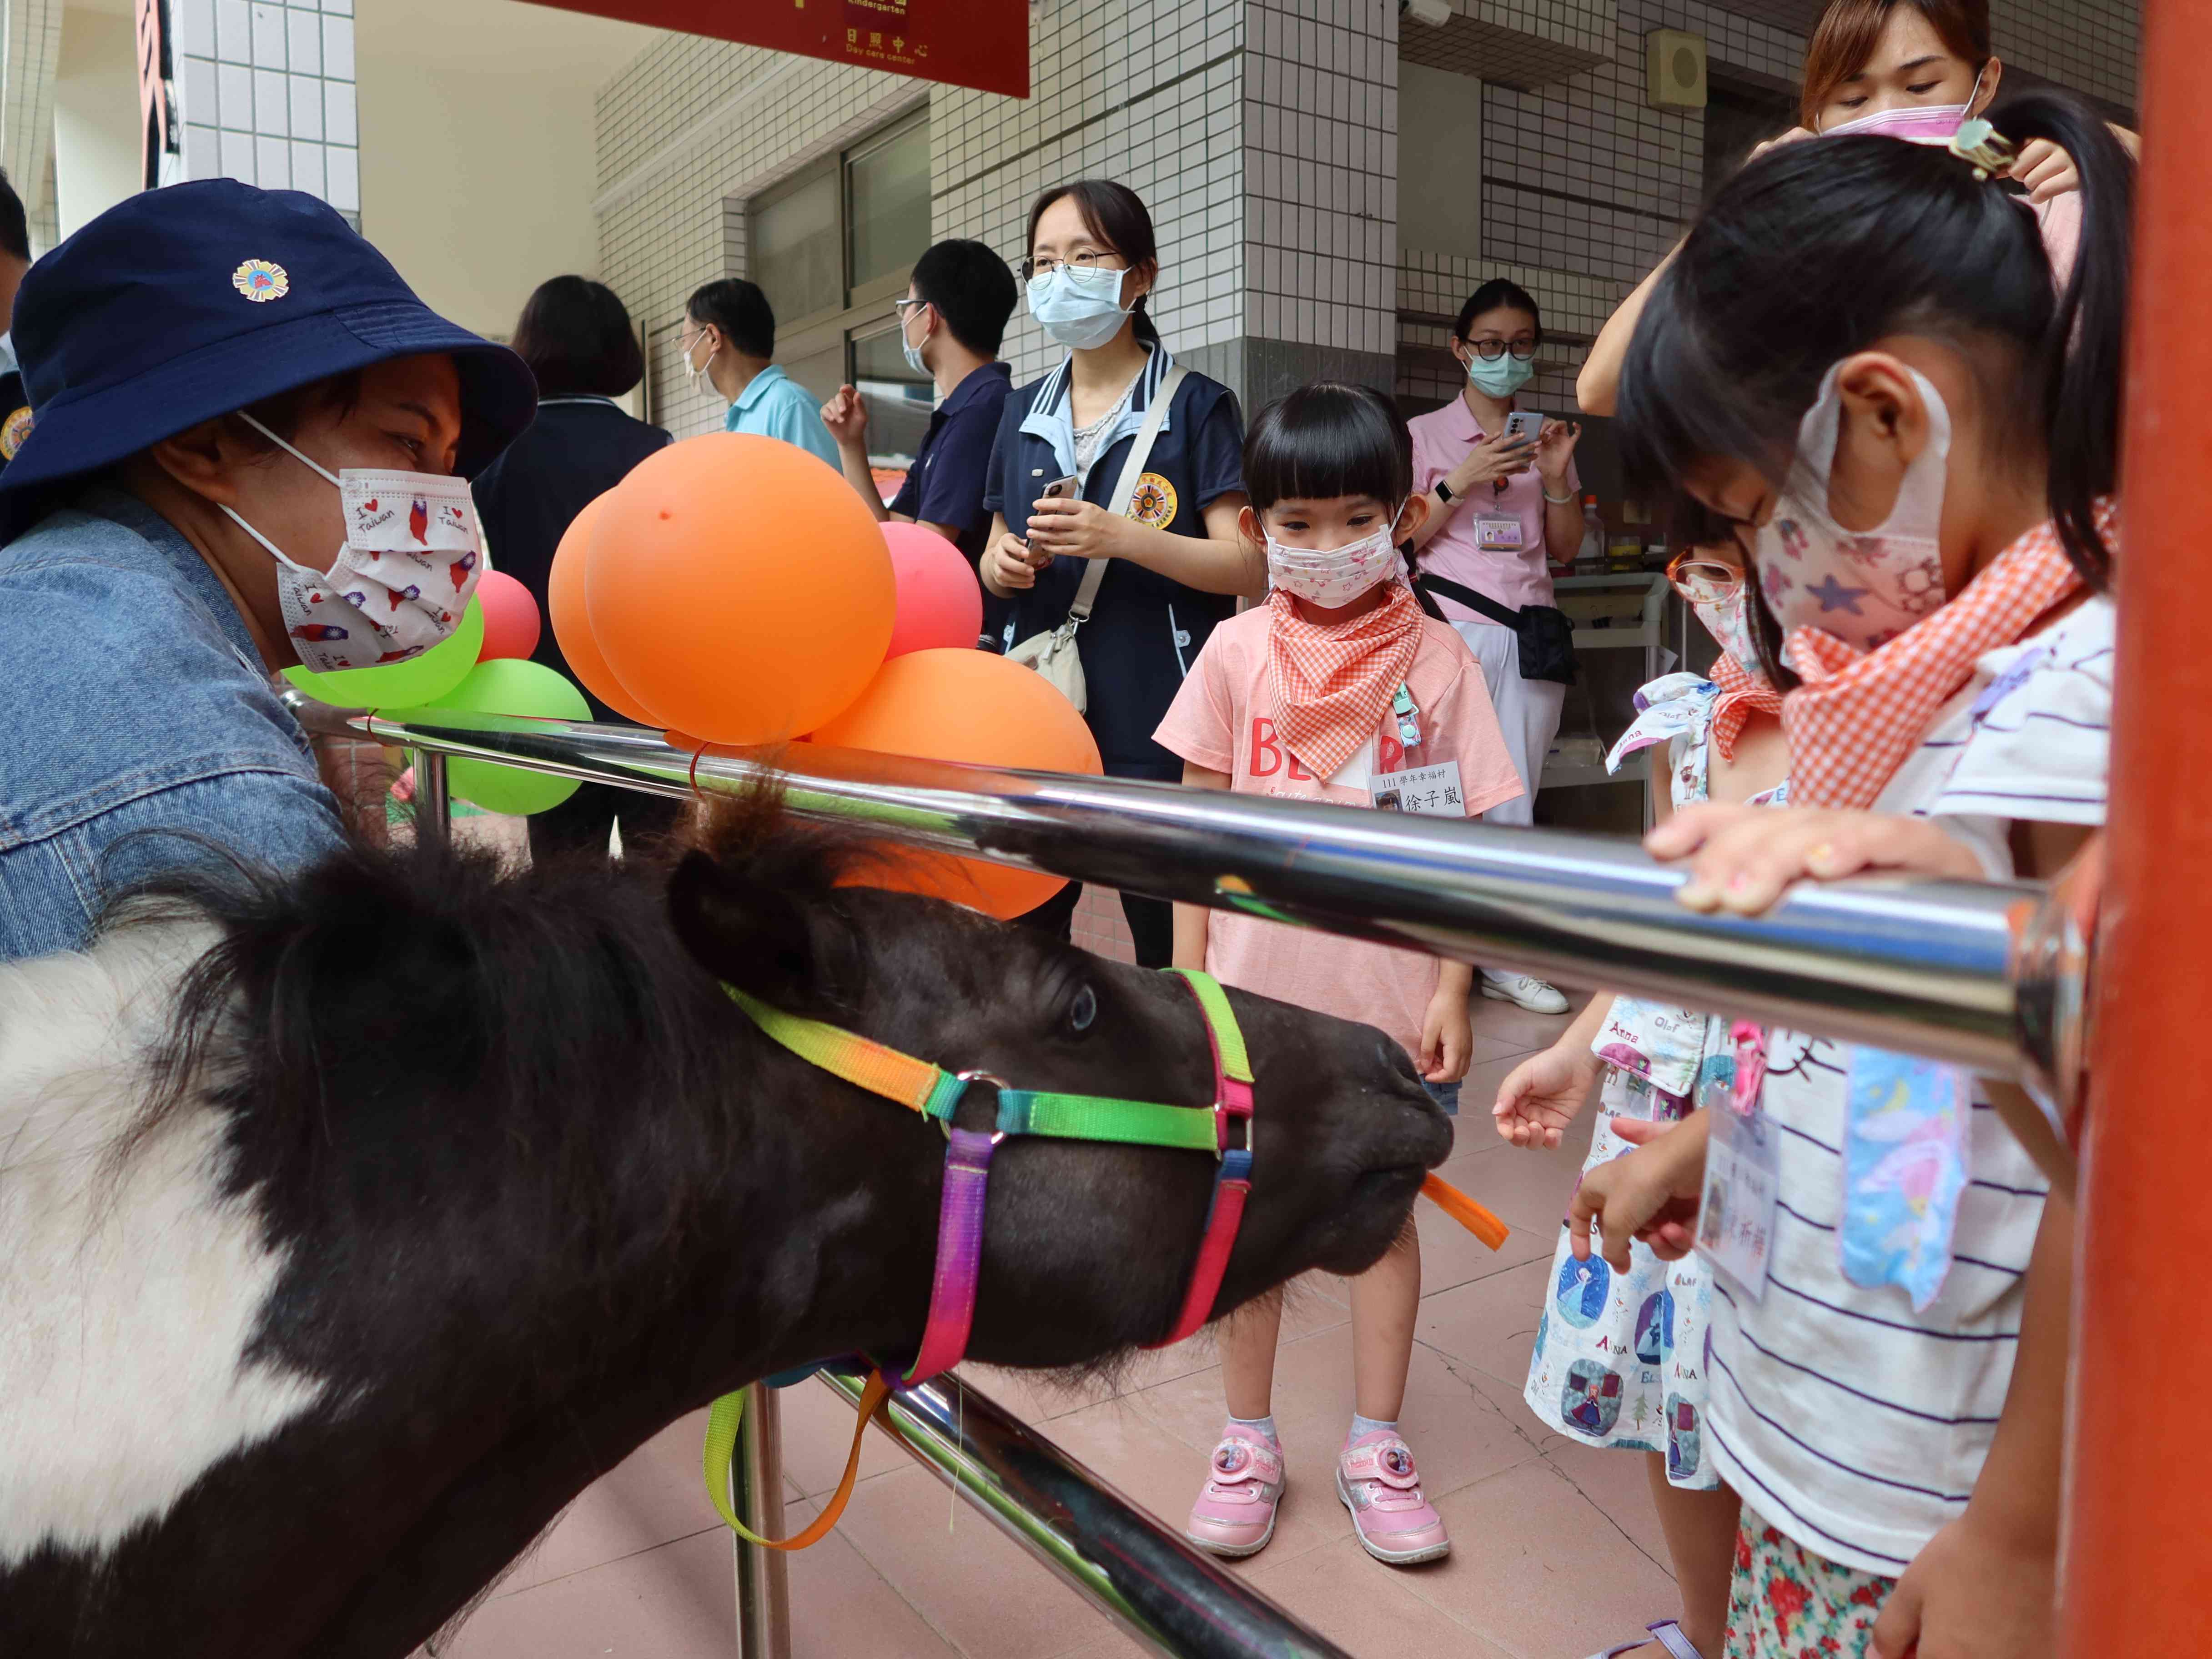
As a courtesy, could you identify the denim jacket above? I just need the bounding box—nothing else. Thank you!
[0,488,343,961]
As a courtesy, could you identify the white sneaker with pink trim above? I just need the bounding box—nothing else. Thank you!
[1185,1425,1285,1558]
[1336,1430,1450,1564]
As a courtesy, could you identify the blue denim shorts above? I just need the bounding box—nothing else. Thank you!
[1424,1080,1461,1116]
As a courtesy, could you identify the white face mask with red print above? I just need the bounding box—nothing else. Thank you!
[220,412,483,675]
[1265,507,1408,609]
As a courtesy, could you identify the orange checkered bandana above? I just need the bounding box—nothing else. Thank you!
[1266,580,1424,781]
[1780,504,2112,810]
[1709,652,1784,763]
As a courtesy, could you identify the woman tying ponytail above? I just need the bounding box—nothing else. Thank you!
[1577,0,2137,417]
[1568,91,2129,1659]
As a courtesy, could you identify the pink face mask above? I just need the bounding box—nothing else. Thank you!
[1819,63,1987,144]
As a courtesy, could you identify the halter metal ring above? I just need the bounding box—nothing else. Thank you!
[944,1070,1011,1143]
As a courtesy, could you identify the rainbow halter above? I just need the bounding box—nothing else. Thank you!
[727,966,1256,1382]
[700,969,1509,1553]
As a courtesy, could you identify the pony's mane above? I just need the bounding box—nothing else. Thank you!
[108,783,871,1187]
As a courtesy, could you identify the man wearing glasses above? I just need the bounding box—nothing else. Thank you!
[820,240,1020,645]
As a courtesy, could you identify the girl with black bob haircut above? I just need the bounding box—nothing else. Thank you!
[1157,381,1526,1571]
[1240,378,1411,513]
[1578,89,2132,1659]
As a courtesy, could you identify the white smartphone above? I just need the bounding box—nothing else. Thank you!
[1039,475,1081,501]
[1503,410,1544,445]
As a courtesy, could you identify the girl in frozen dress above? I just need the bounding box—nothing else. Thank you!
[1491,550,1787,1659]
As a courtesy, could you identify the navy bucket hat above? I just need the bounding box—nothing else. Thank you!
[0,180,537,542]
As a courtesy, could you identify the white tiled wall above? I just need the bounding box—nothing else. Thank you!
[172,0,359,217]
[2,0,65,250]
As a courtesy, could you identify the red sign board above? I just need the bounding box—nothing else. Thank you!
[536,0,1029,100]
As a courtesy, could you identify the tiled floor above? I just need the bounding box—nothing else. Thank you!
[432,985,1681,1659]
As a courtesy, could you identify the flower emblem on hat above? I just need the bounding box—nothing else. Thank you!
[232,259,291,303]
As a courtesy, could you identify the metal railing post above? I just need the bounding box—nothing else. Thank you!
[413,750,450,849]
[729,1382,791,1659]
[819,1368,1349,1659]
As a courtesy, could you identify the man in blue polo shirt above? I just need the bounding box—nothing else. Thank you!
[678,277,839,467]
[819,240,1017,645]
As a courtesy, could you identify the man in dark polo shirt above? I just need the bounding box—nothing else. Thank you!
[0,168,33,470]
[821,238,1017,645]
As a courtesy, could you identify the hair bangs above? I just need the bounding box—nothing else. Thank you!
[1242,383,1413,514]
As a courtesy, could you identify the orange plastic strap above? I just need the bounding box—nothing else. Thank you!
[703,1368,893,1550]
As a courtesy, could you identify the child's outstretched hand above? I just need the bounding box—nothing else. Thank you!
[1493,1041,1600,1149]
[1569,1115,1709,1272]
[1648,802,1987,915]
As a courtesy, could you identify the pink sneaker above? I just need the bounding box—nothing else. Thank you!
[1185,1426,1285,1558]
[1336,1431,1449,1564]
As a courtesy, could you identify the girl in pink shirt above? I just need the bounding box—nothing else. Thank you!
[1155,382,1522,1569]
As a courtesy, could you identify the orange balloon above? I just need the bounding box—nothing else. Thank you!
[587,434,895,744]
[548,491,659,725]
[811,649,1102,918]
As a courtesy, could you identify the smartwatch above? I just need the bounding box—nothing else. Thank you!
[1435,478,1456,504]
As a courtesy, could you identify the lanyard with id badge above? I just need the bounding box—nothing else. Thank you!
[1695,1022,1780,1301]
[1367,684,1468,817]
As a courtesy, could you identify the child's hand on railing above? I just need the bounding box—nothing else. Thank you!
[1650,803,1986,916]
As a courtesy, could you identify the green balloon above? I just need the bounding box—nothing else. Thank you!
[282,597,486,709]
[422,658,593,816]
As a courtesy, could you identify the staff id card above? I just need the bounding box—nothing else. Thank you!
[1474,516,1524,551]
[1371,760,1467,817]
[1694,1023,1779,1302]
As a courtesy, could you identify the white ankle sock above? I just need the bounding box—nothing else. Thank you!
[1228,1413,1278,1442]
[1349,1413,1398,1443]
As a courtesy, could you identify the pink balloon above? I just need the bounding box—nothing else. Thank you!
[881,522,984,659]
[476,569,543,662]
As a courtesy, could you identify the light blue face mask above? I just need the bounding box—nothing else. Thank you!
[1464,350,1534,399]
[900,302,930,377]
[1027,265,1131,351]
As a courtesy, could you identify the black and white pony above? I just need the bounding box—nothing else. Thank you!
[0,792,1449,1655]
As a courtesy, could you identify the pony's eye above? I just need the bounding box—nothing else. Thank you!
[1069,985,1098,1033]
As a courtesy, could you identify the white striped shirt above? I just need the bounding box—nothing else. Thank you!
[1704,594,2111,1574]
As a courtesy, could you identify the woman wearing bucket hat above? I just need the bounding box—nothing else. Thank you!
[0,181,535,963]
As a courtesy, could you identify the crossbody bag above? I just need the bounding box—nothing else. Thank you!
[1006,365,1188,712]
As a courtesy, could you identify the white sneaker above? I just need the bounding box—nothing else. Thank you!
[1481,970,1569,1015]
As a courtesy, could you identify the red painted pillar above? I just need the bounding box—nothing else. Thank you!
[2066,4,2212,1651]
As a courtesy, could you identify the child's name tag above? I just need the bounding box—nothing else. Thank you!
[1694,1023,1779,1302]
[1475,516,1524,551]
[1699,1103,1780,1302]
[1371,760,1466,817]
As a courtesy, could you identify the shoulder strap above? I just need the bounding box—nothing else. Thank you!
[1413,569,1521,628]
[1069,363,1189,623]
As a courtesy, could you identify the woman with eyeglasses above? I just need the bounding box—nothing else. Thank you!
[1404,277,1583,1014]
[980,178,1258,966]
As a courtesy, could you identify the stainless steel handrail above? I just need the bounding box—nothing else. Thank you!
[816,1367,1350,1659]
[295,695,2075,1101]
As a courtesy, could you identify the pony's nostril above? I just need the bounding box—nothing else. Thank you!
[1379,1039,1423,1088]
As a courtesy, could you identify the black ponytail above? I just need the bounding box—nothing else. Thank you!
[1619,89,2133,592]
[2003,96,2133,584]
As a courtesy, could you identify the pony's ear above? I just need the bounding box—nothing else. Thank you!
[667,850,818,1004]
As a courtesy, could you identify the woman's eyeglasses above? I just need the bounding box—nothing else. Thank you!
[1018,251,1125,282]
[1463,338,1538,362]
[1666,551,1744,607]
